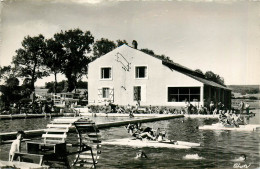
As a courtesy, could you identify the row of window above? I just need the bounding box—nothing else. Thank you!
[101,66,147,79]
[99,87,201,102]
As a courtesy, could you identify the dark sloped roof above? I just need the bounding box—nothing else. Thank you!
[161,61,231,90]
[187,74,231,90]
[134,46,230,90]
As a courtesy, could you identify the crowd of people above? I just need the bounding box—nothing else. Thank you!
[126,123,167,141]
[218,110,245,127]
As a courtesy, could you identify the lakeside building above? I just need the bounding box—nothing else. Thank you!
[88,44,231,108]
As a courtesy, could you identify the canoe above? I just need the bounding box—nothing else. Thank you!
[199,123,260,131]
[102,138,201,149]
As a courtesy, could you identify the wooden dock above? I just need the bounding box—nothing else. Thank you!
[0,114,184,143]
[0,113,75,120]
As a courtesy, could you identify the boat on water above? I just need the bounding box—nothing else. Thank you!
[199,123,260,131]
[102,138,200,149]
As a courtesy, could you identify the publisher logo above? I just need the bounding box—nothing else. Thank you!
[233,163,251,168]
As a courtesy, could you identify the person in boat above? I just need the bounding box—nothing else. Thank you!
[9,131,25,161]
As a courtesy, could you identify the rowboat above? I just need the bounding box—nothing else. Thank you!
[199,123,260,131]
[102,138,200,149]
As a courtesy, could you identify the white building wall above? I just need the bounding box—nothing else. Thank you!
[88,45,204,107]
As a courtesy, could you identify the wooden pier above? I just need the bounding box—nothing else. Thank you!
[0,113,65,120]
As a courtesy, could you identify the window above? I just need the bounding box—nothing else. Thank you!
[102,88,110,98]
[133,86,141,101]
[135,66,147,78]
[101,67,112,79]
[168,87,200,102]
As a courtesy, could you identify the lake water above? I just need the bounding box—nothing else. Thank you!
[0,110,259,168]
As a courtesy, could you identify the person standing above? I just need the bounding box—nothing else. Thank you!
[245,103,250,114]
[209,101,215,114]
[239,101,244,114]
[9,131,25,161]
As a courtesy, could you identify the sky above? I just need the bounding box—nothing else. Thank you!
[0,0,259,86]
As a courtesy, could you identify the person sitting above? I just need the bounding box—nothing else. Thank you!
[156,129,167,142]
[138,130,156,140]
[213,108,218,116]
[116,106,125,114]
[218,111,227,124]
[109,102,117,113]
[9,131,25,161]
[133,126,156,140]
[198,105,206,114]
[232,113,243,127]
[147,105,152,114]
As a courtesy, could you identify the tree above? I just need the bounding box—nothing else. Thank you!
[195,69,204,75]
[93,38,116,58]
[116,39,128,47]
[0,77,21,110]
[140,48,155,56]
[205,71,225,86]
[45,80,67,93]
[54,29,94,92]
[44,38,66,94]
[0,66,11,80]
[0,66,11,85]
[77,80,88,89]
[12,34,49,94]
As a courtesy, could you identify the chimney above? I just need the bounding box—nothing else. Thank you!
[132,40,138,49]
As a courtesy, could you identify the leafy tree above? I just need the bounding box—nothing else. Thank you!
[195,69,203,75]
[116,39,128,47]
[53,29,94,92]
[205,71,225,86]
[141,48,155,56]
[93,38,116,58]
[77,80,88,89]
[45,80,67,93]
[0,66,11,80]
[140,48,173,62]
[44,38,66,94]
[0,77,21,110]
[12,34,49,94]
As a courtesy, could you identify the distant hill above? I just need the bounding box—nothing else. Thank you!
[228,85,259,95]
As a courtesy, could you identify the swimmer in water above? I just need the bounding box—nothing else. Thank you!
[233,154,246,162]
[135,150,148,159]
